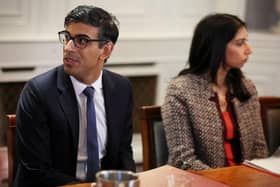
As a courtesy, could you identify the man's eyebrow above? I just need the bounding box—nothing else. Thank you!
[73,34,91,38]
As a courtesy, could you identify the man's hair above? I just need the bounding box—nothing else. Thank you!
[64,5,119,47]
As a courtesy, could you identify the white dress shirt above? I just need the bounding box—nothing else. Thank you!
[70,72,107,180]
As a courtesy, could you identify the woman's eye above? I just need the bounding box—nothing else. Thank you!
[234,40,244,46]
[236,42,243,46]
[235,39,247,46]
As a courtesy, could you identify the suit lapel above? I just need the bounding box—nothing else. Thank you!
[57,67,79,151]
[102,70,116,149]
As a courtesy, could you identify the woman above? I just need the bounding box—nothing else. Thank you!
[161,13,269,170]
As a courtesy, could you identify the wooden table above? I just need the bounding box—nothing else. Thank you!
[61,165,280,187]
[194,165,280,187]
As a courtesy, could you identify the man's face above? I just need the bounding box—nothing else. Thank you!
[62,22,113,84]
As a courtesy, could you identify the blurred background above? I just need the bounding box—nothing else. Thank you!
[0,0,280,178]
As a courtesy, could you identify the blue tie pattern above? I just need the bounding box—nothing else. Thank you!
[83,87,99,181]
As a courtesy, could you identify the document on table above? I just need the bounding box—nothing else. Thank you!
[138,165,229,187]
[243,146,280,176]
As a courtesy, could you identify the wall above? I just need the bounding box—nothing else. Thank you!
[3,0,273,105]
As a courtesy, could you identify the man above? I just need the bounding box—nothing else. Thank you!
[15,5,135,186]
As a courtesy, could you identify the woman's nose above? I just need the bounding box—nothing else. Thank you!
[245,43,253,55]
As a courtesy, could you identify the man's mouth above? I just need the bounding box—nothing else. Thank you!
[63,56,79,66]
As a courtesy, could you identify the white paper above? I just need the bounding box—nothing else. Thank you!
[243,147,280,175]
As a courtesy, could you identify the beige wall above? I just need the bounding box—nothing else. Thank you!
[0,0,279,104]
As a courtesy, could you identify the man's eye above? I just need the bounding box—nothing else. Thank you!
[64,34,71,41]
[76,37,88,45]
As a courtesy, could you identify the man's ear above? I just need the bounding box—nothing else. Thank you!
[100,41,114,61]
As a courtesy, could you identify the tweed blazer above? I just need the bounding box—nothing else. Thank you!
[161,73,269,170]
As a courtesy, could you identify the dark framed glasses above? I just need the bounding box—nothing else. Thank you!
[58,30,109,49]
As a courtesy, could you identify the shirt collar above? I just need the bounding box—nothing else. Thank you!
[70,71,103,96]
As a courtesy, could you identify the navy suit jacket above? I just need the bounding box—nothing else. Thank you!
[15,65,135,186]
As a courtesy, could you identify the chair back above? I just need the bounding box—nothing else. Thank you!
[139,106,168,171]
[259,97,280,155]
[6,114,16,187]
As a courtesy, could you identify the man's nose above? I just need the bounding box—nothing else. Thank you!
[64,40,76,51]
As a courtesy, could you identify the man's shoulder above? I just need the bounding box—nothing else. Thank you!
[29,65,63,84]
[102,69,132,95]
[24,65,65,93]
[103,69,128,81]
[103,69,131,86]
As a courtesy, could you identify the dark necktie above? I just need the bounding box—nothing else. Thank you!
[83,87,99,181]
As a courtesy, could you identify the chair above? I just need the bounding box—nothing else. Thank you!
[6,114,16,187]
[259,96,280,155]
[139,106,168,171]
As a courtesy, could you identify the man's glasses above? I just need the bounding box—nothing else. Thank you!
[58,30,109,49]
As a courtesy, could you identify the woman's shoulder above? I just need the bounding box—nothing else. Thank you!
[242,76,257,93]
[169,73,201,87]
[166,73,207,98]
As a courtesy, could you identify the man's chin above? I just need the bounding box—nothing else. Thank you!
[63,64,75,75]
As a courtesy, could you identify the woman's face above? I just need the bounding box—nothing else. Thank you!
[225,27,252,70]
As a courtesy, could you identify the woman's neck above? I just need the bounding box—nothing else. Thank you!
[212,66,230,112]
[211,65,230,96]
[215,65,229,88]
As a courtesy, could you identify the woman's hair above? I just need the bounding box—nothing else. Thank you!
[179,13,250,102]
